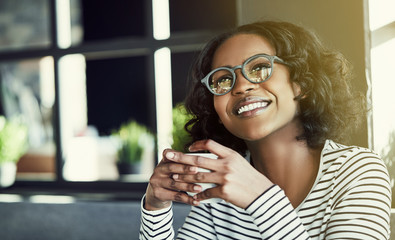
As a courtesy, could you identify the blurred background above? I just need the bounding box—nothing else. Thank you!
[0,0,394,205]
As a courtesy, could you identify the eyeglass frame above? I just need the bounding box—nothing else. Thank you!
[200,53,286,96]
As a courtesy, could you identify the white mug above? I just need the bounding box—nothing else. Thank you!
[186,153,222,204]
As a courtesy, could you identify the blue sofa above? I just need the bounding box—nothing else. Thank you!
[0,200,191,240]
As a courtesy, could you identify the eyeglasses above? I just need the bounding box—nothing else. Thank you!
[201,53,285,95]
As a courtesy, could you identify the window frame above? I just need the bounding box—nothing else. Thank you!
[0,0,230,198]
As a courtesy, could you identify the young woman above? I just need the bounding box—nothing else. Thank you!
[140,21,391,239]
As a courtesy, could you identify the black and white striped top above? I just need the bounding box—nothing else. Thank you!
[140,140,392,239]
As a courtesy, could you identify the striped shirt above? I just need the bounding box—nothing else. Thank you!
[140,140,392,239]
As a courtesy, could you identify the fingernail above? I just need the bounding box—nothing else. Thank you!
[193,185,201,191]
[188,145,195,152]
[172,174,178,180]
[166,152,175,160]
[192,200,199,205]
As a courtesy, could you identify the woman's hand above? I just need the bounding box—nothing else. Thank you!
[176,139,274,209]
[144,149,203,211]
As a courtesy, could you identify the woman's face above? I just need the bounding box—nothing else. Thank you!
[212,33,301,142]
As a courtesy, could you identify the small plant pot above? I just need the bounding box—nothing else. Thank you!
[117,162,142,175]
[0,162,17,188]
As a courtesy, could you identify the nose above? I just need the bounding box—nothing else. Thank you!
[231,69,257,95]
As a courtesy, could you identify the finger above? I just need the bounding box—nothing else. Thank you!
[176,171,221,185]
[161,148,180,163]
[164,176,203,193]
[188,139,234,158]
[157,162,198,175]
[161,189,200,206]
[165,151,223,172]
[193,186,220,202]
[149,177,201,206]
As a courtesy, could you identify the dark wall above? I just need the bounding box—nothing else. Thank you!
[239,0,369,147]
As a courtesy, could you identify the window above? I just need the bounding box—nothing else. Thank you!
[0,0,236,193]
[367,0,395,207]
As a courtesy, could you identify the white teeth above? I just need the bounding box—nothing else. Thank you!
[237,102,268,115]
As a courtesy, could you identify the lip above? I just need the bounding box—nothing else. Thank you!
[232,96,272,117]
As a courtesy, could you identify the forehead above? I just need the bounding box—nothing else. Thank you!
[212,34,275,68]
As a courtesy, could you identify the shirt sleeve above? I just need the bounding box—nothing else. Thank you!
[139,195,174,240]
[325,151,392,239]
[176,203,217,239]
[245,184,311,239]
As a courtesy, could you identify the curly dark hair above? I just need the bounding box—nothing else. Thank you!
[184,20,366,154]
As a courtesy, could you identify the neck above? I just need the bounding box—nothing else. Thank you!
[245,119,322,207]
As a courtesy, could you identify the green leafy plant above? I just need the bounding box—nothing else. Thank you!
[0,116,28,164]
[171,104,193,152]
[113,120,153,164]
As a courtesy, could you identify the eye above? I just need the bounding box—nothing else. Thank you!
[250,63,271,73]
[208,74,233,94]
[247,63,272,82]
[217,76,232,85]
[214,76,233,90]
[210,70,233,87]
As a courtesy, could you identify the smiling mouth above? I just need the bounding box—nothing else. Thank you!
[233,96,272,117]
[237,101,270,115]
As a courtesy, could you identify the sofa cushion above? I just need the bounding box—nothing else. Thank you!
[0,201,191,240]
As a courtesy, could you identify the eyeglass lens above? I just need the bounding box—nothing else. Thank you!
[208,56,273,95]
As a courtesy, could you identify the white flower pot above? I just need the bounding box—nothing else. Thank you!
[0,162,17,188]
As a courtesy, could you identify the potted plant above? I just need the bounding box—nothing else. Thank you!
[171,104,193,152]
[113,120,153,175]
[0,116,28,187]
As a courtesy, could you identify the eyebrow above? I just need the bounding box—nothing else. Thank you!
[213,59,244,70]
